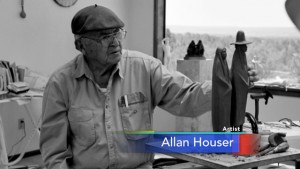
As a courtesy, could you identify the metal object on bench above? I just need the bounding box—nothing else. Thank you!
[245,112,259,134]
[250,91,273,123]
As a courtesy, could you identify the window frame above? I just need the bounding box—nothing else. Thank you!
[154,0,300,97]
[153,0,166,63]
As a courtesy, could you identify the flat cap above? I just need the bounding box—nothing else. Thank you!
[71,4,124,34]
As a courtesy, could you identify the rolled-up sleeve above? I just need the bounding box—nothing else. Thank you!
[40,76,72,169]
[150,59,212,117]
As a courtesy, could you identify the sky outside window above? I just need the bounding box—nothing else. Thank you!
[167,0,294,28]
[166,0,300,87]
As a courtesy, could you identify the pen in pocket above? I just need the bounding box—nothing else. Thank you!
[124,95,129,107]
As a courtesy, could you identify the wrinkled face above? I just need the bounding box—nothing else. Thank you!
[79,28,126,67]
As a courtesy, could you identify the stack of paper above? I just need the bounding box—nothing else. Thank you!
[0,60,22,92]
[7,82,29,94]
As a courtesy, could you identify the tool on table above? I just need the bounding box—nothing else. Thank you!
[279,118,300,127]
[263,122,292,129]
[257,132,289,156]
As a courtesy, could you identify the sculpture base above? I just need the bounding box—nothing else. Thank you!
[184,55,206,60]
[176,59,213,131]
[177,59,213,82]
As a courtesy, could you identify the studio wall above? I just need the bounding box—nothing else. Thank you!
[0,0,153,75]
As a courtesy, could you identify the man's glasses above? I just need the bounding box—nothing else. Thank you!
[81,29,127,44]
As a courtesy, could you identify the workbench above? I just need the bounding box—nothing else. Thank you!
[150,122,300,169]
[151,146,300,169]
[158,148,300,169]
[250,84,300,98]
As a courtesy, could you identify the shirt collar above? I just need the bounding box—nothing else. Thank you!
[73,54,124,79]
[116,61,124,79]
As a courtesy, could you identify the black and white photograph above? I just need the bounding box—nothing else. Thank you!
[0,0,300,168]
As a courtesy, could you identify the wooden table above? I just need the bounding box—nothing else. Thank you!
[149,144,300,169]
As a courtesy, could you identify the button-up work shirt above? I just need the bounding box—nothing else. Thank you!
[40,50,211,169]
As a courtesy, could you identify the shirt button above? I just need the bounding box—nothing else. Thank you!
[107,125,111,129]
[110,144,113,149]
[105,105,108,109]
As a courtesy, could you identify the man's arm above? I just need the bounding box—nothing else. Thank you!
[40,78,72,169]
[150,59,212,117]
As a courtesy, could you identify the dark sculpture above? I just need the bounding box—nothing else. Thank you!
[195,40,205,56]
[184,40,205,60]
[230,30,252,130]
[186,40,196,56]
[212,48,232,132]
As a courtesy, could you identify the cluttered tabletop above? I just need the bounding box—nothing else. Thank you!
[150,121,300,169]
[160,148,300,169]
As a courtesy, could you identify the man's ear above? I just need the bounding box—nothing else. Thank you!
[75,39,83,51]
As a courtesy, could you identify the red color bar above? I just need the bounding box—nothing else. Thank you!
[237,134,261,155]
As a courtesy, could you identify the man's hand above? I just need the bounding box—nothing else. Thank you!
[248,65,259,82]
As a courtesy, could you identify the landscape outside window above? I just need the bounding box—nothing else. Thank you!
[165,0,300,88]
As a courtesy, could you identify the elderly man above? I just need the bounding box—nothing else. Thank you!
[40,5,258,169]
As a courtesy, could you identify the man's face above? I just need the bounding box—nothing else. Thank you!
[80,28,126,67]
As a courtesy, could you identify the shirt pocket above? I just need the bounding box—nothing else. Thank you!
[119,92,151,140]
[68,108,96,147]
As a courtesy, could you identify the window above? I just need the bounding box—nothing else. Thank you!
[155,0,300,96]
